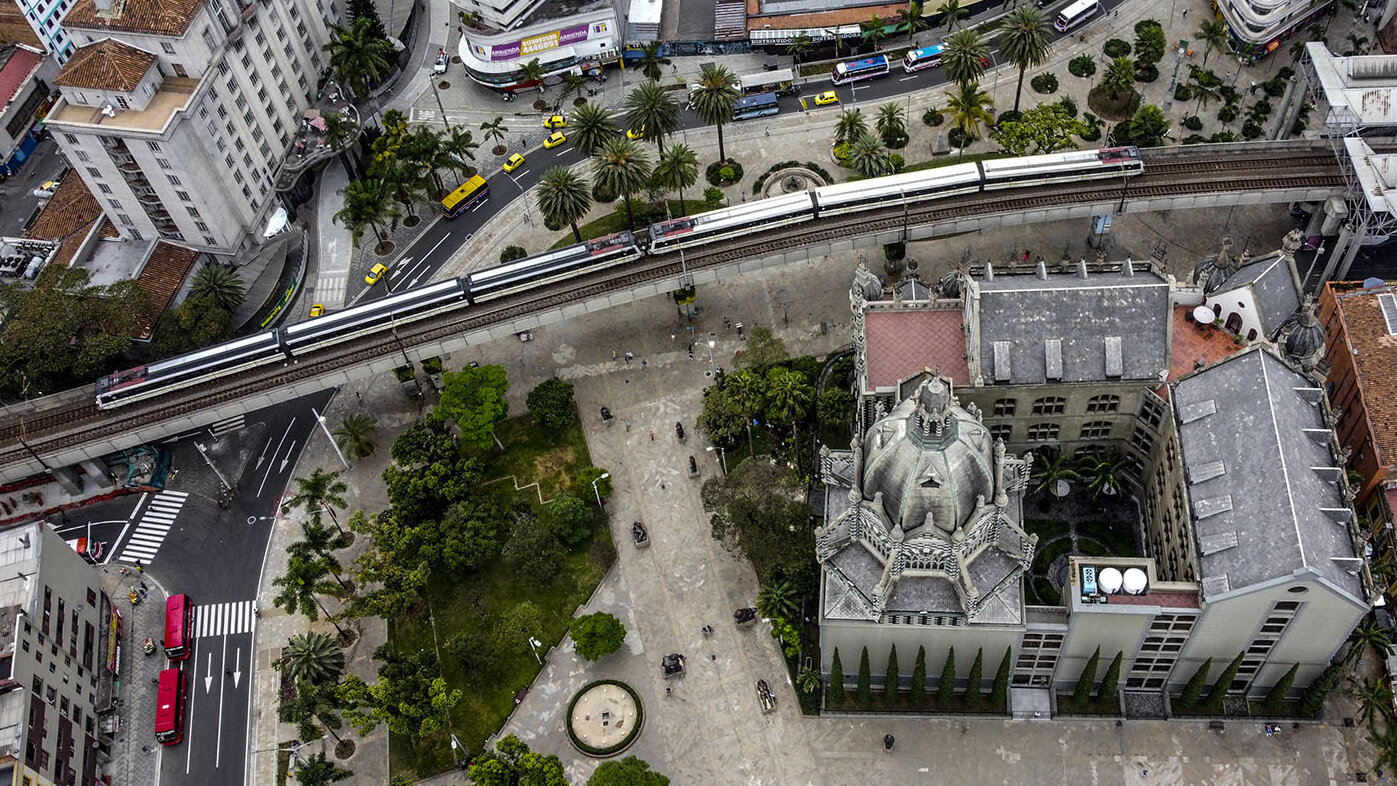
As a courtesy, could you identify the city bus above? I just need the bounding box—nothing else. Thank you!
[164,594,193,661]
[441,175,490,218]
[831,55,890,85]
[154,668,187,745]
[733,93,780,120]
[1054,0,1100,31]
[902,44,946,73]
[738,68,797,95]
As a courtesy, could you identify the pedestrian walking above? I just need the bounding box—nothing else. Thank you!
[1182,7,1187,16]
[612,350,618,360]
[649,430,655,441]
[135,559,142,573]
[642,360,648,369]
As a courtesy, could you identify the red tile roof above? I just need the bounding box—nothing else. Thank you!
[55,39,155,91]
[1157,305,1244,398]
[0,44,43,107]
[1330,286,1397,472]
[745,0,905,28]
[0,11,45,50]
[24,176,105,268]
[863,308,968,391]
[63,0,204,37]
[134,242,197,340]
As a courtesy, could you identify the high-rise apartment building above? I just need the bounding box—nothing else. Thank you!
[6,0,79,63]
[43,0,333,257]
[0,521,114,786]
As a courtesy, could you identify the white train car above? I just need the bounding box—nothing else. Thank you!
[813,164,983,217]
[980,146,1143,190]
[647,192,817,254]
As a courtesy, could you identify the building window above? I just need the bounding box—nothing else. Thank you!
[989,424,1012,442]
[97,184,112,194]
[1027,423,1060,442]
[64,133,77,144]
[195,220,209,232]
[76,148,91,163]
[1031,397,1066,416]
[188,206,201,217]
[147,141,161,152]
[177,191,192,202]
[204,235,217,245]
[155,157,171,169]
[166,174,181,185]
[117,214,132,225]
[1087,394,1120,413]
[161,42,176,54]
[1140,395,1165,429]
[86,167,101,179]
[1079,421,1112,440]
[1130,427,1154,453]
[992,398,1016,417]
[107,198,122,209]
[115,95,129,109]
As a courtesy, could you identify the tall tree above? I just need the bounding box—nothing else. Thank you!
[1030,447,1082,496]
[847,132,893,178]
[1350,677,1395,728]
[536,165,593,243]
[294,522,352,593]
[861,14,889,51]
[293,751,353,786]
[910,645,927,704]
[690,63,741,160]
[570,102,618,156]
[1073,647,1100,705]
[188,264,246,312]
[624,80,681,154]
[857,646,872,704]
[834,108,869,146]
[896,1,930,43]
[1133,19,1167,68]
[323,17,394,103]
[346,0,388,41]
[437,363,510,448]
[828,647,846,704]
[787,35,814,65]
[1177,658,1212,709]
[637,42,670,81]
[999,6,1052,113]
[479,116,509,149]
[936,0,968,31]
[1099,651,1123,702]
[1079,449,1129,498]
[993,102,1084,155]
[588,756,670,786]
[764,365,813,446]
[286,469,350,533]
[875,102,907,147]
[651,143,699,214]
[559,72,587,107]
[938,647,956,704]
[591,137,652,232]
[333,177,401,246]
[320,110,361,178]
[276,631,346,687]
[1347,618,1395,665]
[333,413,378,458]
[1196,19,1229,65]
[942,28,989,89]
[377,157,431,221]
[1264,664,1299,711]
[990,647,1012,708]
[945,81,995,140]
[517,57,546,88]
[272,550,348,637]
[570,612,627,661]
[1300,663,1342,716]
[965,647,984,707]
[884,643,900,703]
[281,678,347,743]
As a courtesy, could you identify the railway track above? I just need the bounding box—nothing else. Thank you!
[0,155,1346,470]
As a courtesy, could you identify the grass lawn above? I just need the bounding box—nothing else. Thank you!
[1023,518,1071,542]
[1078,520,1140,557]
[1032,575,1061,606]
[1055,694,1121,716]
[829,691,1007,715]
[547,199,691,250]
[386,414,615,779]
[1031,535,1074,576]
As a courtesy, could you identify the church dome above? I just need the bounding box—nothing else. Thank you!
[859,377,996,535]
[1285,299,1324,362]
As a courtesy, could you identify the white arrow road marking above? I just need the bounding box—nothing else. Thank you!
[232,646,242,689]
[279,441,297,473]
[204,651,213,693]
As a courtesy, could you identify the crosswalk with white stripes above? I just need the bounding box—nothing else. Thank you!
[206,414,245,439]
[194,600,256,638]
[113,490,188,564]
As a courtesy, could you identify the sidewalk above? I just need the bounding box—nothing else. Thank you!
[98,562,168,786]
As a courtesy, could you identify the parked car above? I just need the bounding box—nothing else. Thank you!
[365,263,388,285]
[432,49,448,75]
[815,91,839,106]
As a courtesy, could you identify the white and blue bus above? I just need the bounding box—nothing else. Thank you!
[832,55,890,85]
[902,45,946,73]
[1054,0,1100,32]
[733,92,780,120]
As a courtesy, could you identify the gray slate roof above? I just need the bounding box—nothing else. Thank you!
[1214,253,1302,338]
[976,270,1171,384]
[1172,348,1362,601]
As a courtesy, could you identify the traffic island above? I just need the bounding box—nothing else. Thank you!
[565,680,643,758]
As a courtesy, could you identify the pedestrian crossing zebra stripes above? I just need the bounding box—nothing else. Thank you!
[113,490,188,564]
[207,414,245,439]
[193,600,256,638]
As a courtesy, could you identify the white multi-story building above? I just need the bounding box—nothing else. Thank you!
[43,0,333,256]
[5,0,79,63]
[1215,0,1330,57]
[456,4,618,92]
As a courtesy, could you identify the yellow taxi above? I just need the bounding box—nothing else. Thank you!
[815,91,839,106]
[543,114,566,129]
[626,126,646,140]
[503,153,525,173]
[309,303,325,317]
[365,263,388,285]
[543,131,567,149]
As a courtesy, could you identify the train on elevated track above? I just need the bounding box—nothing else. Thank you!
[95,147,1143,409]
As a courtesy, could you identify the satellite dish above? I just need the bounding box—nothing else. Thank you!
[1123,568,1148,595]
[100,104,115,117]
[1099,567,1123,594]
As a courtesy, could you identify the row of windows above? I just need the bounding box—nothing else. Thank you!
[992,395,1121,417]
[990,422,1116,442]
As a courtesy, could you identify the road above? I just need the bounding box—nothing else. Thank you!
[50,389,334,786]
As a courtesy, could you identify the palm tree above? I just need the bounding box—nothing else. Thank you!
[651,143,699,213]
[188,264,246,311]
[757,577,800,620]
[797,666,823,695]
[623,80,681,153]
[294,525,352,594]
[378,158,430,221]
[726,368,764,456]
[272,551,348,637]
[1348,33,1371,55]
[689,63,740,160]
[479,116,508,152]
[1103,56,1136,100]
[1196,20,1229,66]
[294,751,353,785]
[591,137,651,231]
[945,81,995,140]
[937,0,968,32]
[320,111,361,178]
[847,132,892,178]
[1349,677,1395,729]
[861,14,889,52]
[286,469,351,533]
[570,102,617,156]
[896,1,930,43]
[276,631,346,687]
[764,365,812,445]
[787,35,814,65]
[1077,449,1128,498]
[942,28,989,89]
[536,165,593,243]
[875,102,906,147]
[333,178,401,246]
[999,7,1052,114]
[637,42,671,82]
[1030,447,1082,497]
[834,108,869,146]
[1367,721,1397,780]
[559,72,587,107]
[402,126,456,197]
[332,413,377,458]
[440,126,479,181]
[1348,618,1396,665]
[323,17,394,103]
[1288,38,1309,64]
[518,57,546,89]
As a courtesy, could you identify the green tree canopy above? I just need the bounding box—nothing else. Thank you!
[588,756,670,786]
[1113,104,1170,147]
[437,363,510,448]
[147,295,235,360]
[470,735,569,786]
[543,492,593,547]
[570,611,628,661]
[689,63,740,160]
[999,6,1053,113]
[502,506,565,580]
[526,377,577,429]
[536,166,593,244]
[734,325,790,369]
[276,631,346,687]
[340,645,461,738]
[994,101,1085,155]
[941,28,988,88]
[1133,19,1166,67]
[701,458,817,591]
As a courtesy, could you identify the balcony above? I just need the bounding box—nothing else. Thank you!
[226,23,243,42]
[124,175,150,189]
[116,161,141,174]
[240,2,255,20]
[100,138,130,153]
[136,192,162,206]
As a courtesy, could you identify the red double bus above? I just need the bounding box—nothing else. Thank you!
[154,668,187,745]
[164,595,193,660]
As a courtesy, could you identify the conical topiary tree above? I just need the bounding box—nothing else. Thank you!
[1265,664,1299,712]
[938,647,957,704]
[1178,658,1212,710]
[821,653,843,706]
[910,645,927,705]
[884,644,900,704]
[1300,663,1342,716]
[828,648,845,705]
[1207,652,1246,710]
[990,647,1012,709]
[1073,647,1101,705]
[1099,651,1123,702]
[965,648,984,707]
[857,646,872,704]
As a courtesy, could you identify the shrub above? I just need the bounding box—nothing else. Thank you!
[1219,85,1239,103]
[500,245,527,263]
[1134,64,1159,83]
[947,127,971,148]
[964,648,983,707]
[1262,76,1287,97]
[1251,98,1273,117]
[989,647,1011,708]
[1103,38,1131,58]
[1242,120,1265,140]
[569,612,626,661]
[883,645,899,703]
[702,185,724,208]
[705,158,743,186]
[1068,53,1096,78]
[1183,115,1203,131]
[1206,652,1246,710]
[938,647,956,704]
[1277,66,1295,80]
[922,107,945,126]
[1217,104,1239,123]
[1133,18,1161,37]
[1073,648,1100,705]
[526,377,576,429]
[1174,84,1192,102]
[890,153,905,173]
[1177,658,1211,709]
[857,646,872,704]
[1099,651,1123,701]
[909,646,927,704]
[1264,664,1298,711]
[1183,134,1208,145]
[591,182,616,203]
[543,492,592,547]
[1031,72,1059,94]
[718,165,735,181]
[832,141,851,163]
[828,648,846,705]
[1209,130,1238,143]
[1058,95,1078,117]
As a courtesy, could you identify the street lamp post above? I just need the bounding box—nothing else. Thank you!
[312,406,352,469]
[706,445,727,475]
[706,340,716,373]
[591,472,610,508]
[194,442,232,491]
[527,636,543,664]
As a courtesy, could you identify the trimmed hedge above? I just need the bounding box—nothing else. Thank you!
[1068,53,1096,78]
[705,158,744,186]
[1103,38,1131,58]
[1031,72,1059,94]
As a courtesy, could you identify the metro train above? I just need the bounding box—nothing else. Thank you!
[94,147,1143,409]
